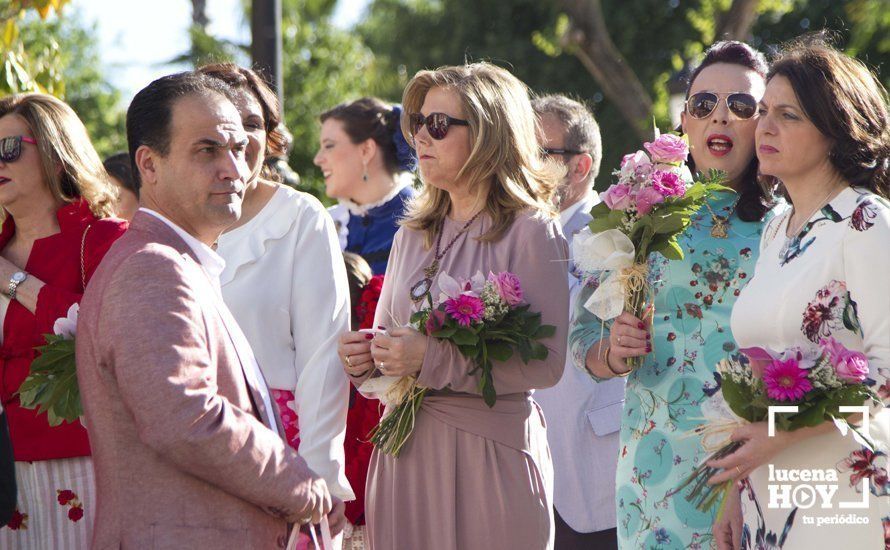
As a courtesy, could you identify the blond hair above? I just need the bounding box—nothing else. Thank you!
[0,93,117,221]
[400,63,562,246]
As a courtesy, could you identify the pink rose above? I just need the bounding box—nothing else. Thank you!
[644,134,689,164]
[820,337,869,382]
[602,183,634,210]
[635,186,665,216]
[619,151,653,182]
[488,271,523,306]
[651,170,686,198]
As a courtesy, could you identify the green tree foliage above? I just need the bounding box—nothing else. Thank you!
[278,0,379,199]
[359,0,888,189]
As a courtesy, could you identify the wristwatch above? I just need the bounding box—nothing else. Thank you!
[6,271,27,301]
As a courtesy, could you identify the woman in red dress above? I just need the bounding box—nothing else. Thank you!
[0,93,127,548]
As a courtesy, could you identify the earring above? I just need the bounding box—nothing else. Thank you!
[362,164,369,182]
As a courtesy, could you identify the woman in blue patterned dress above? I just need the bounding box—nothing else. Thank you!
[569,41,776,549]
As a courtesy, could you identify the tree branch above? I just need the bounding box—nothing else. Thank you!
[715,0,759,41]
[558,0,654,140]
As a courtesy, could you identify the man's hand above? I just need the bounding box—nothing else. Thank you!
[288,477,332,525]
[327,497,347,536]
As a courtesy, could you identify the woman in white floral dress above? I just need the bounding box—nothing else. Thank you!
[711,41,889,548]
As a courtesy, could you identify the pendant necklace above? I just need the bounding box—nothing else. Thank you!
[410,211,481,302]
[703,199,738,239]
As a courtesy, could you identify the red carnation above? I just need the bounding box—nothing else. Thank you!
[57,490,76,505]
[357,275,385,330]
[68,505,84,522]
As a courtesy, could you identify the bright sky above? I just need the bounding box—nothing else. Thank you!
[74,0,370,102]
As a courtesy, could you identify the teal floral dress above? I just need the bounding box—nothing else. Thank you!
[569,191,772,549]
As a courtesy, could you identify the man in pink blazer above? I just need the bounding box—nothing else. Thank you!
[76,72,342,548]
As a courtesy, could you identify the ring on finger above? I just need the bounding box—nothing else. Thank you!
[378,361,385,371]
[345,355,352,367]
[735,465,742,476]
[617,335,622,345]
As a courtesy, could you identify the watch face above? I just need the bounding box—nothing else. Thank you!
[11,272,26,283]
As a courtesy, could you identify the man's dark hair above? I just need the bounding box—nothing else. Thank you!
[126,71,236,184]
[531,94,602,184]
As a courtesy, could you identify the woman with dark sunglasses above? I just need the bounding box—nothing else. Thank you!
[568,41,777,550]
[0,93,127,548]
[337,62,568,549]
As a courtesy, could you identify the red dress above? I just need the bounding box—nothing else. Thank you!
[344,275,384,526]
[0,200,127,461]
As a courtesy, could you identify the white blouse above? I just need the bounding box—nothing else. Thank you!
[217,186,354,501]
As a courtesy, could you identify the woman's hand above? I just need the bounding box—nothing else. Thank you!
[707,422,797,485]
[609,306,653,362]
[337,331,374,378]
[370,327,428,378]
[713,481,744,550]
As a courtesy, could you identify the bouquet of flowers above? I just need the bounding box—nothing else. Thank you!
[365,270,555,456]
[574,131,726,369]
[18,303,83,427]
[680,337,880,515]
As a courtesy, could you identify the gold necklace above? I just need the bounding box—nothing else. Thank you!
[703,199,738,239]
[409,212,481,302]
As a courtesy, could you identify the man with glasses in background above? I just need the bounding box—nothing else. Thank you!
[532,94,623,550]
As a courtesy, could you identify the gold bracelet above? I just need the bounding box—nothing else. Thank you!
[604,346,633,378]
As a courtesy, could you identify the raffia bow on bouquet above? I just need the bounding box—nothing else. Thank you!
[573,130,728,370]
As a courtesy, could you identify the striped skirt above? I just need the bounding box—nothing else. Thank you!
[0,456,94,550]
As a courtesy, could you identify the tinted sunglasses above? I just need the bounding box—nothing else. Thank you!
[408,113,469,140]
[0,135,37,163]
[686,92,758,120]
[543,147,584,156]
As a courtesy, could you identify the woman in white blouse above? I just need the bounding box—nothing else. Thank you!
[708,41,889,548]
[198,64,354,511]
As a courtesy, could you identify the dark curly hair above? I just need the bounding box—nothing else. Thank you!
[320,97,412,175]
[685,40,774,222]
[768,38,888,198]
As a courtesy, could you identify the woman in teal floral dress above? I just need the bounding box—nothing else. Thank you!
[569,41,776,549]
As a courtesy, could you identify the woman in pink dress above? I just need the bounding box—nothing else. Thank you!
[337,62,569,550]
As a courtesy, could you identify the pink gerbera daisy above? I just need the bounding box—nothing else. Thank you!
[763,358,812,401]
[443,295,484,327]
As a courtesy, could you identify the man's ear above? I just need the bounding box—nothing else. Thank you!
[134,146,158,187]
[573,153,593,184]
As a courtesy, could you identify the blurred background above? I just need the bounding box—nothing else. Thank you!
[1,0,887,200]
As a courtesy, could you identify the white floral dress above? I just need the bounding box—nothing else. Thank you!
[730,187,890,548]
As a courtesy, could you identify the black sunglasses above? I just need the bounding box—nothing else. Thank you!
[0,135,37,163]
[408,113,469,140]
[543,147,584,156]
[686,92,758,120]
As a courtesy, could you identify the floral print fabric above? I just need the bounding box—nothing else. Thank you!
[730,187,890,547]
[569,192,767,549]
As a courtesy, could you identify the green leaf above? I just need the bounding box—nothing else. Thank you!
[451,328,479,346]
[487,341,513,362]
[431,326,457,339]
[534,324,556,339]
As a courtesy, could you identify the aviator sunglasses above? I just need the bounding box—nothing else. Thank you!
[686,92,758,120]
[408,113,469,140]
[0,135,37,163]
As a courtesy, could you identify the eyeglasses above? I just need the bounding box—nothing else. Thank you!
[0,135,37,163]
[543,148,584,156]
[686,92,758,120]
[408,113,469,140]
